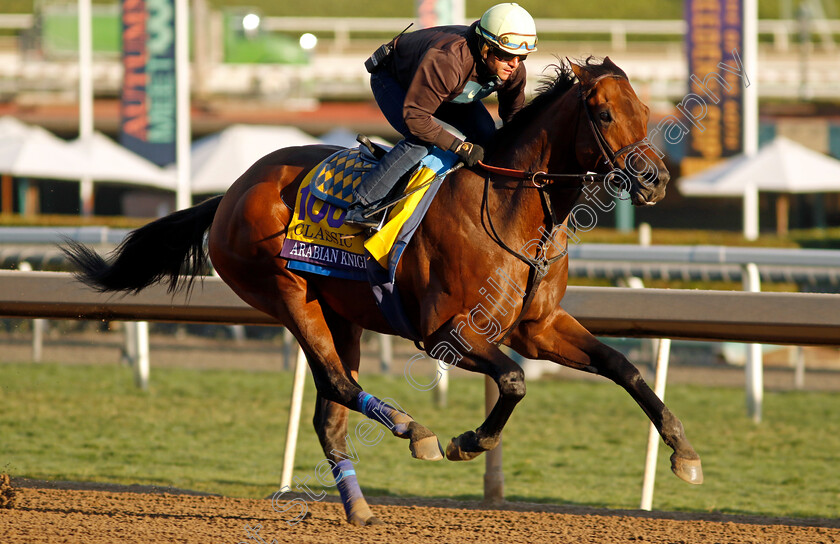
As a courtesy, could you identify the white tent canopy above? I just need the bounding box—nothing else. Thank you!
[189,124,322,194]
[67,131,175,190]
[679,136,840,196]
[0,116,31,138]
[0,117,175,189]
[0,116,90,180]
[679,136,840,236]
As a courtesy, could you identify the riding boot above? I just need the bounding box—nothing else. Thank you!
[344,138,428,228]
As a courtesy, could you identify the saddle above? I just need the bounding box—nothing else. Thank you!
[309,137,397,210]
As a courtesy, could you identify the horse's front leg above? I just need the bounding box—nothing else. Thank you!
[509,307,703,485]
[425,320,527,461]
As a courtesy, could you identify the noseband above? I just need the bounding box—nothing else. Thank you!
[477,74,648,186]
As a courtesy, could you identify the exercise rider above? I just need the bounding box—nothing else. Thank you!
[344,2,538,228]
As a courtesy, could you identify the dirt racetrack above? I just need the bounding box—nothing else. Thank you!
[3,478,839,544]
[3,332,840,542]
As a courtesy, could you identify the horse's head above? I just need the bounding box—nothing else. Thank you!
[570,57,669,206]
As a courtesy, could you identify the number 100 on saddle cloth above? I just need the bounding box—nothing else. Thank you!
[281,145,458,281]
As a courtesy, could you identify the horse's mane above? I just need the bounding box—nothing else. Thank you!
[490,56,626,150]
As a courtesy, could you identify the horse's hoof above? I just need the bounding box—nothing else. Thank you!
[348,515,384,527]
[445,433,483,462]
[410,434,444,461]
[671,453,704,485]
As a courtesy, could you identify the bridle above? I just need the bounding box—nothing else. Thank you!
[580,73,648,172]
[481,72,650,344]
[477,73,648,186]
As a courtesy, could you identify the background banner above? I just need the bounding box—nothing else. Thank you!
[683,0,744,176]
[120,0,176,167]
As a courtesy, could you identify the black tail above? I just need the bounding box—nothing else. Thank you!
[61,196,223,294]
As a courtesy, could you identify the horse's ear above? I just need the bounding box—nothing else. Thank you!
[603,56,618,71]
[567,57,587,84]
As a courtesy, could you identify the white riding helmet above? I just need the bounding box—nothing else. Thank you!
[476,3,538,55]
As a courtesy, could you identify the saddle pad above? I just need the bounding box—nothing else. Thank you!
[281,149,456,280]
[309,147,378,209]
[280,166,368,281]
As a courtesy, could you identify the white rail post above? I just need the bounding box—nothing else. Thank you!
[175,0,192,211]
[483,375,503,505]
[280,346,307,490]
[78,0,94,217]
[133,321,150,390]
[334,22,350,53]
[638,222,652,247]
[32,316,45,362]
[743,263,763,423]
[379,333,392,373]
[434,360,449,408]
[18,262,45,362]
[610,23,627,51]
[640,337,672,511]
[793,345,805,390]
[282,328,295,370]
[124,321,137,365]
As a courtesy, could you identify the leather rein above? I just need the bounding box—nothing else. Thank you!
[482,74,648,344]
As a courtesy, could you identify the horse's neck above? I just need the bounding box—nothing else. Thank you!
[494,87,582,174]
[486,89,583,248]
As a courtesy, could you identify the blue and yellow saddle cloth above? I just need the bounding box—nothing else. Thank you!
[280,145,458,340]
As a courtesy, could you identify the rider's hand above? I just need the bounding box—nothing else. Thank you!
[454,141,484,167]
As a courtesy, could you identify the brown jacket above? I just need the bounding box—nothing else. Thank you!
[383,23,527,151]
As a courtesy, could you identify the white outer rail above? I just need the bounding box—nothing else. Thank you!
[1,271,838,343]
[567,244,840,268]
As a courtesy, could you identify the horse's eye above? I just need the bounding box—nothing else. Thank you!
[599,111,611,122]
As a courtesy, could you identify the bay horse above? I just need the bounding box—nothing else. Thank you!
[63,57,702,526]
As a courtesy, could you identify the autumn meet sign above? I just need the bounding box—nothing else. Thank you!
[120,0,176,167]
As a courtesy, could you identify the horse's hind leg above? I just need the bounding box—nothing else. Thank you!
[313,393,383,526]
[510,308,703,485]
[310,314,382,526]
[218,265,443,463]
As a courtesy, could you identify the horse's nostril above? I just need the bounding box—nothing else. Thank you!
[641,170,658,188]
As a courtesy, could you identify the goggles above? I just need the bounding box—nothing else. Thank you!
[496,31,538,52]
[478,26,538,53]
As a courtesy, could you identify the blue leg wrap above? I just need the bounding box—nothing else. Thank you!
[357,392,410,435]
[332,459,363,519]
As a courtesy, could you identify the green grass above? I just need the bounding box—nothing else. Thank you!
[1,362,839,518]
